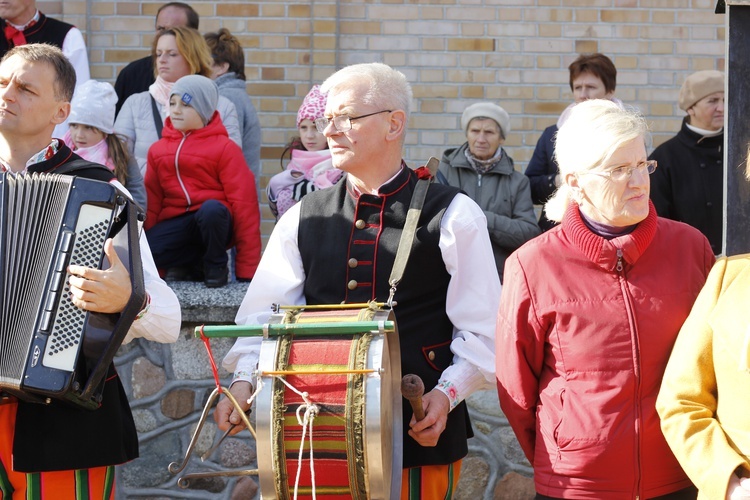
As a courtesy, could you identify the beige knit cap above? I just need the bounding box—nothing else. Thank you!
[678,70,724,111]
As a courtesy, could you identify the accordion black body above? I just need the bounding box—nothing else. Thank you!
[0,172,145,409]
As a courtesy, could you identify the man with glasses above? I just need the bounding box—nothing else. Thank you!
[215,62,501,498]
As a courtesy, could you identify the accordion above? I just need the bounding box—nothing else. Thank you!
[0,172,145,409]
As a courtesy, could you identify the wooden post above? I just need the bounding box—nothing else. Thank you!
[724,1,750,256]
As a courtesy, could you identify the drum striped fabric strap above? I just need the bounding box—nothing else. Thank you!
[272,333,371,498]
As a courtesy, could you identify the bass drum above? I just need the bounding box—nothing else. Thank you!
[255,305,402,499]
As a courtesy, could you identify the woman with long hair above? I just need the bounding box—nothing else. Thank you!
[114,26,241,177]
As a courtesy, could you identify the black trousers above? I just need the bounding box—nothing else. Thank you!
[146,199,232,272]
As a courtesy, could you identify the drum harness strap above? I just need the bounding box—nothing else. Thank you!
[274,375,320,499]
[387,157,439,308]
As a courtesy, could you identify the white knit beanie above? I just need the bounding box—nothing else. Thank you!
[461,102,511,138]
[69,80,118,134]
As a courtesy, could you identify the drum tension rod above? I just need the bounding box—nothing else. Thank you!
[259,368,377,376]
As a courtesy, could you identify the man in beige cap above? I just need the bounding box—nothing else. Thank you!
[649,69,725,254]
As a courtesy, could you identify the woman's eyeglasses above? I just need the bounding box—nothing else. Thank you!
[579,160,658,182]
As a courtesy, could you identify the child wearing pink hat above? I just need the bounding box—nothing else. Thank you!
[267,84,342,220]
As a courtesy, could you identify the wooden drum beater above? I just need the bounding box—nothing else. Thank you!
[401,373,426,421]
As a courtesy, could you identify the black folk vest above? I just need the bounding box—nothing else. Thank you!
[0,13,73,56]
[298,166,473,468]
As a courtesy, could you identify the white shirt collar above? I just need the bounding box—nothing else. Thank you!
[8,10,40,31]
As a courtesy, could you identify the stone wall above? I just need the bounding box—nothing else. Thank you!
[115,282,535,499]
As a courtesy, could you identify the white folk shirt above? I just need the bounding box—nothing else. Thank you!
[223,189,502,410]
[0,155,181,345]
[51,25,89,139]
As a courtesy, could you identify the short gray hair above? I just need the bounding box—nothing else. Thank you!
[544,99,649,222]
[320,62,412,124]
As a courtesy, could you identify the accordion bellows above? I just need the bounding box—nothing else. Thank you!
[0,172,145,409]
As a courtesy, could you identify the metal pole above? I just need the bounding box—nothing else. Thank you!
[724,1,750,256]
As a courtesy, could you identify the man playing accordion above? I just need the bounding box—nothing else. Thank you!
[0,43,181,499]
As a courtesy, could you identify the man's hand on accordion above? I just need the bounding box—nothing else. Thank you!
[68,238,133,314]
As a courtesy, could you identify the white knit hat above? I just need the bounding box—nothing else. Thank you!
[461,102,511,138]
[69,80,118,134]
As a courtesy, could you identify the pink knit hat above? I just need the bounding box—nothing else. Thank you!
[296,84,327,127]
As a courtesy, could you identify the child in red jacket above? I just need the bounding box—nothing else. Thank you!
[144,75,260,287]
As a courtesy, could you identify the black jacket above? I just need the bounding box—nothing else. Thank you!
[114,56,154,116]
[649,118,723,255]
[524,124,559,231]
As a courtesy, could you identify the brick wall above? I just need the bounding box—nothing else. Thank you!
[27,2,725,497]
[41,0,724,240]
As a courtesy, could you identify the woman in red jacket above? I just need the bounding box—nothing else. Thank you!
[496,99,714,499]
[144,74,260,287]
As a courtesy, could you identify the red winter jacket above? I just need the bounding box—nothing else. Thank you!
[496,202,714,499]
[144,111,260,279]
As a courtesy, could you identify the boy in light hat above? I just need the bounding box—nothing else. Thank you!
[649,69,725,255]
[144,74,261,288]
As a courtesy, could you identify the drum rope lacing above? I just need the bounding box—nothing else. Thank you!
[273,374,320,500]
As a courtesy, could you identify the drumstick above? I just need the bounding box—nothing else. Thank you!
[401,374,426,421]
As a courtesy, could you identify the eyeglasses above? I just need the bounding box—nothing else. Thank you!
[314,110,392,133]
[579,160,658,182]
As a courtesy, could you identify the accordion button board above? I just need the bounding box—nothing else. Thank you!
[42,205,113,371]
